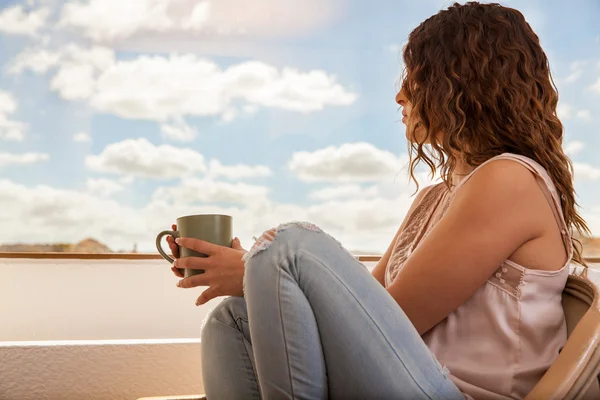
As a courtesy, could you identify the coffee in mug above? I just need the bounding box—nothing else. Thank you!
[156,214,233,278]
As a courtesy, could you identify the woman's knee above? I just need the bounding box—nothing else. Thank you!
[201,296,248,339]
[243,221,355,272]
[243,221,322,264]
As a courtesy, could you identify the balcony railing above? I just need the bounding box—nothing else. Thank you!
[0,251,596,263]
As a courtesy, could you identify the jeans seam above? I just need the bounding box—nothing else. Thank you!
[235,316,262,400]
[211,318,262,399]
[298,249,436,400]
[277,258,297,399]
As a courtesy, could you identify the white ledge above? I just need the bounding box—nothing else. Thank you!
[0,338,202,347]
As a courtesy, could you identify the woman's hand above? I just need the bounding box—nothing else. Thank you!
[174,235,247,306]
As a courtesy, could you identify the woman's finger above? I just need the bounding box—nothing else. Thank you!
[166,235,180,258]
[176,237,219,256]
[171,266,184,278]
[231,237,247,252]
[168,239,180,258]
[196,286,221,306]
[174,256,211,271]
[176,270,211,289]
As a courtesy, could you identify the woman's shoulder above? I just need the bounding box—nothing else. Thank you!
[463,157,543,198]
[460,153,551,191]
[449,159,549,242]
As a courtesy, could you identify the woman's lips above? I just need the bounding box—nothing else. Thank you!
[402,115,407,123]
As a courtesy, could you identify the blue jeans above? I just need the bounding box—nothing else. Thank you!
[201,223,463,399]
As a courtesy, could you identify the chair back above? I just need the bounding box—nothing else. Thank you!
[526,274,600,400]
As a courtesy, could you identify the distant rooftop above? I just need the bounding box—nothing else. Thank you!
[0,238,113,253]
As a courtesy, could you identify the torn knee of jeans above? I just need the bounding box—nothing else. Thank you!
[242,228,279,263]
[242,221,323,263]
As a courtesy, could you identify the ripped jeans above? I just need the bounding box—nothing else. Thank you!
[200,222,463,400]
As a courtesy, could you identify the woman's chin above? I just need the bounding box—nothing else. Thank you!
[405,125,430,145]
[405,128,419,143]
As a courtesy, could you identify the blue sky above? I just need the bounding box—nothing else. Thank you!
[0,0,598,253]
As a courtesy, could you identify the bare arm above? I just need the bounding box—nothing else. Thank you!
[371,187,432,286]
[387,160,544,335]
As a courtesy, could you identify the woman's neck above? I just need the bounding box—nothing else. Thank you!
[451,158,475,187]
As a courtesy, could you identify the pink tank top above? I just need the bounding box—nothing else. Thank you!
[385,153,572,399]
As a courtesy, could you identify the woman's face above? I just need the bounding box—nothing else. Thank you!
[395,87,427,144]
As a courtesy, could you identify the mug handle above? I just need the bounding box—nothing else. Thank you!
[156,230,180,264]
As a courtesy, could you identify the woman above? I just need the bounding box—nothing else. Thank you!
[168,2,590,399]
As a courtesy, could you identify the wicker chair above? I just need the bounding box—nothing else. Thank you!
[526,273,600,399]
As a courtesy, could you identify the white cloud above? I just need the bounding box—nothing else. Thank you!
[576,109,591,122]
[0,139,425,251]
[0,5,49,37]
[8,45,115,103]
[118,175,135,185]
[90,57,357,120]
[86,178,124,197]
[221,108,238,123]
[85,138,206,179]
[573,163,600,182]
[557,103,573,120]
[73,131,91,142]
[207,159,272,180]
[0,152,49,167]
[564,141,584,156]
[557,103,591,122]
[49,45,115,101]
[0,179,151,249]
[85,138,272,183]
[242,104,259,115]
[61,44,116,70]
[8,48,61,74]
[51,63,97,100]
[152,178,270,205]
[0,170,437,254]
[289,142,407,182]
[309,184,378,201]
[11,48,356,122]
[160,119,197,142]
[150,178,420,252]
[8,44,115,76]
[307,195,413,233]
[386,43,402,54]
[0,91,27,141]
[565,60,586,84]
[181,1,211,31]
[58,0,340,43]
[591,77,600,94]
[0,177,249,251]
[59,0,175,42]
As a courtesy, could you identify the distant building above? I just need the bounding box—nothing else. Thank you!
[0,238,112,253]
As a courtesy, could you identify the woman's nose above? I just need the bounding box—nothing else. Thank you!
[395,89,407,106]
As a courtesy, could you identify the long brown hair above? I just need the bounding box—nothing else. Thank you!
[402,2,590,266]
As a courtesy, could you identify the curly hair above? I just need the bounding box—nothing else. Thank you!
[402,1,590,266]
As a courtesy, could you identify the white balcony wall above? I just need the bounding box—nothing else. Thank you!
[0,257,376,400]
[1,258,219,341]
[1,257,597,400]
